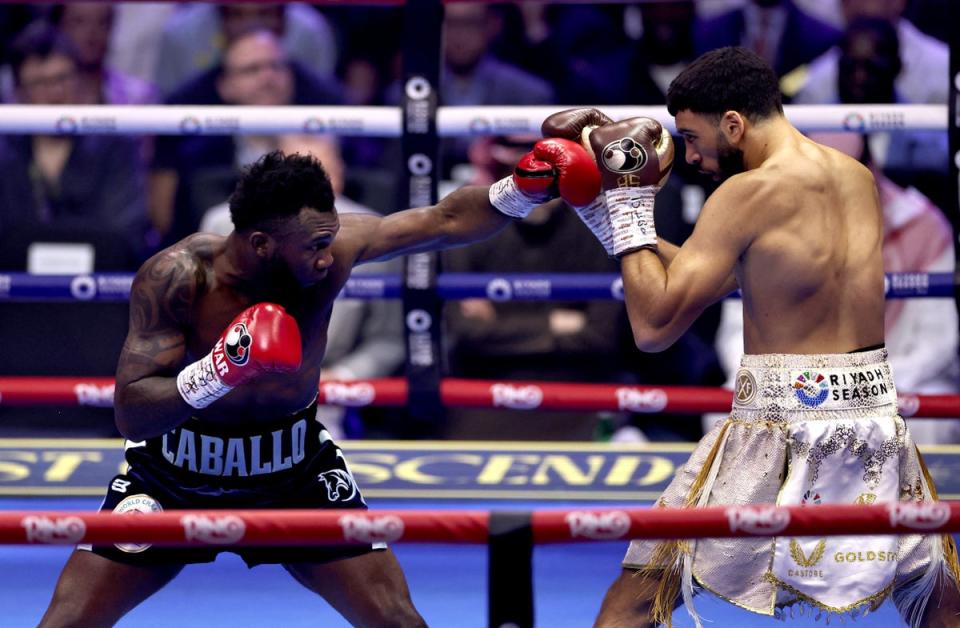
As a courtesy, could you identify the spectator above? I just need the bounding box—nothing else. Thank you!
[153,3,337,97]
[49,2,158,104]
[200,135,404,439]
[0,22,148,267]
[694,0,840,80]
[706,131,960,444]
[441,135,626,441]
[620,0,697,105]
[105,3,176,85]
[521,6,633,105]
[149,28,340,243]
[834,17,948,216]
[793,0,948,105]
[441,4,553,107]
[388,4,554,180]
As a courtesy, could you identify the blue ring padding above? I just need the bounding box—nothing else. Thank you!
[0,272,953,301]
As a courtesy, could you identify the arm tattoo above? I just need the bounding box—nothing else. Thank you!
[121,249,202,380]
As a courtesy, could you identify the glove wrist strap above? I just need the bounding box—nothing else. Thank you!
[605,187,658,257]
[489,177,546,219]
[177,353,233,409]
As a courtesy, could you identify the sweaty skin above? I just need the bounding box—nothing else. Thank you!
[114,186,520,440]
[619,110,885,355]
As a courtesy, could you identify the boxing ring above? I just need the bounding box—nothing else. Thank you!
[3,0,960,625]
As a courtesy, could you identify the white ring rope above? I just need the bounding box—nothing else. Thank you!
[0,104,946,136]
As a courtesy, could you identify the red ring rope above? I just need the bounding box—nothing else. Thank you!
[0,376,955,418]
[4,502,958,546]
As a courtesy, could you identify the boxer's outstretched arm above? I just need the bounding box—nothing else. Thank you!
[622,176,755,352]
[346,187,564,264]
[113,250,196,441]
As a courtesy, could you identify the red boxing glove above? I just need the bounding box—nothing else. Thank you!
[177,303,302,409]
[532,137,601,207]
[490,150,556,219]
[513,151,555,198]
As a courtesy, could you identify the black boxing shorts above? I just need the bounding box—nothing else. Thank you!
[80,401,383,567]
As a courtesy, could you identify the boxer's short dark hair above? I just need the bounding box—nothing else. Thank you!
[666,47,783,121]
[230,151,335,232]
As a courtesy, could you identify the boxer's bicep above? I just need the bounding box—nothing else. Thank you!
[622,180,755,350]
[672,184,754,304]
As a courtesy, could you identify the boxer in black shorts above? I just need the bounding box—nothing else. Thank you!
[39,145,601,626]
[86,401,378,567]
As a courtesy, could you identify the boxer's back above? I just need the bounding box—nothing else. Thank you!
[738,136,885,354]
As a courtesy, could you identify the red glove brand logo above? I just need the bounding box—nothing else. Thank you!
[888,502,951,530]
[490,383,543,409]
[181,515,246,545]
[74,383,115,407]
[320,382,376,407]
[224,323,253,366]
[565,511,631,540]
[600,137,647,173]
[726,505,790,535]
[21,516,86,544]
[113,493,163,553]
[339,514,404,544]
[615,388,668,413]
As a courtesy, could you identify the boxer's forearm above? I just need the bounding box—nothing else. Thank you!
[115,378,195,441]
[619,249,711,353]
[432,185,516,246]
[355,186,518,262]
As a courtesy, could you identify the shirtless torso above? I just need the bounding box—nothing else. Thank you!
[616,111,885,356]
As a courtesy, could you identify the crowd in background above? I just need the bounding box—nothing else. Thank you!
[0,0,955,444]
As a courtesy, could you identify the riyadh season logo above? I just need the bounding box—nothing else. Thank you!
[302,117,326,133]
[54,116,78,134]
[486,278,513,301]
[468,117,492,134]
[179,116,202,134]
[842,113,866,132]
[793,371,829,407]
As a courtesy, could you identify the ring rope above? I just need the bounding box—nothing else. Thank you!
[0,272,950,302]
[7,501,959,546]
[0,104,945,136]
[1,376,956,418]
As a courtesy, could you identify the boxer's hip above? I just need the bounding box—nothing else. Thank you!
[730,348,898,422]
[124,399,334,497]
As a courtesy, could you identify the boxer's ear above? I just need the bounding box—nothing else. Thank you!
[249,231,276,258]
[720,111,746,145]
